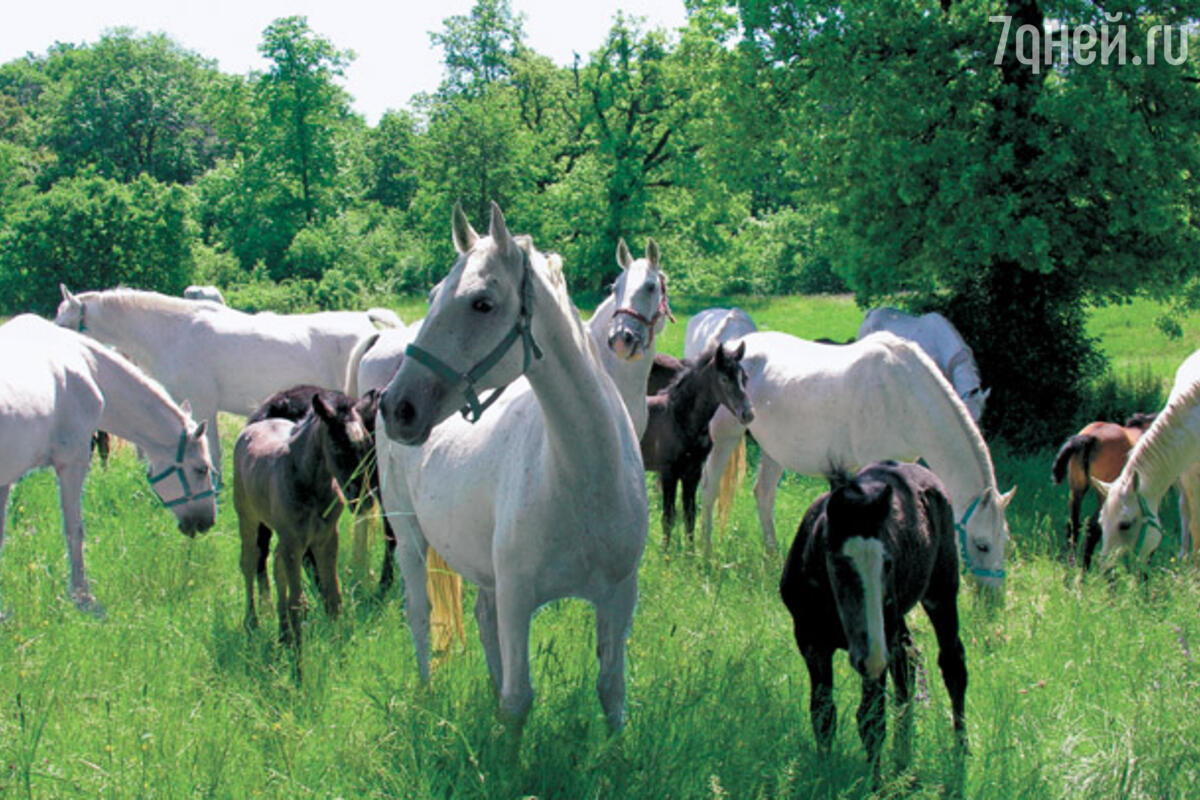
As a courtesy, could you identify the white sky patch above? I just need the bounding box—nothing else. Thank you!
[1,0,689,125]
[842,536,887,678]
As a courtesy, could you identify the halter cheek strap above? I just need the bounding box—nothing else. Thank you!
[955,494,1006,580]
[147,430,216,509]
[1132,492,1163,560]
[612,273,676,347]
[403,253,544,423]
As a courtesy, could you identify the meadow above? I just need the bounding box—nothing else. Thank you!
[2,294,1199,799]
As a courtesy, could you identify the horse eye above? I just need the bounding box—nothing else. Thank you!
[642,280,657,293]
[196,464,209,477]
[975,541,990,553]
[1118,520,1133,532]
[472,298,495,314]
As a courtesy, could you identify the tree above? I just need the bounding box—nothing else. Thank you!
[430,0,526,97]
[736,0,1200,447]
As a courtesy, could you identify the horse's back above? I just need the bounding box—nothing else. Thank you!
[233,418,297,519]
[684,308,756,359]
[859,307,968,367]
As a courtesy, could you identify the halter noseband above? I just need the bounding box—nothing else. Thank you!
[954,494,1006,580]
[403,252,544,423]
[147,429,216,509]
[612,273,675,348]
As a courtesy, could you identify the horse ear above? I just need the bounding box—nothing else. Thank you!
[998,486,1017,509]
[1132,471,1142,493]
[616,238,633,271]
[451,203,477,254]
[60,283,79,305]
[981,387,992,402]
[733,341,746,361]
[646,238,660,268]
[180,399,193,415]
[192,420,207,440]
[312,393,336,423]
[488,201,511,251]
[1091,477,1112,499]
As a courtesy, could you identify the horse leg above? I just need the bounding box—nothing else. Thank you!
[595,571,638,732]
[1066,488,1084,562]
[255,524,271,608]
[273,540,304,649]
[394,519,432,681]
[1082,514,1102,571]
[681,462,703,546]
[475,588,503,691]
[754,453,785,554]
[922,594,968,749]
[378,516,397,593]
[660,467,678,549]
[698,416,742,556]
[238,516,264,631]
[889,617,915,769]
[494,577,537,727]
[1178,469,1200,558]
[313,529,342,619]
[801,644,836,751]
[857,674,887,778]
[54,457,102,615]
[0,484,9,619]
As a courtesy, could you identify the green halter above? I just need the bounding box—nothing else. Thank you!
[147,429,216,509]
[1131,491,1163,561]
[404,251,544,423]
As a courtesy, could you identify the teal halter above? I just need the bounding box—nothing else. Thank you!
[1131,492,1163,561]
[955,494,1006,580]
[147,429,216,509]
[404,253,544,423]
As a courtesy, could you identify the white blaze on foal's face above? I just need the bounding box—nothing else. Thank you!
[841,536,888,680]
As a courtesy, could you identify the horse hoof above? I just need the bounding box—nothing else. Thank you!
[74,595,106,618]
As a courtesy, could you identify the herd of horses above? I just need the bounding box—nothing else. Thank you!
[3,202,1200,775]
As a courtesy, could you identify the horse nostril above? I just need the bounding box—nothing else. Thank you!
[396,400,417,426]
[621,330,635,345]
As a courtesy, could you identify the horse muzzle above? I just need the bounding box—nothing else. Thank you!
[607,325,646,361]
[178,511,215,538]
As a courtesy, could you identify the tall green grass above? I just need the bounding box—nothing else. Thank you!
[2,295,1199,798]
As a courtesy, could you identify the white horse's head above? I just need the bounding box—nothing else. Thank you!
[55,284,87,331]
[1095,470,1161,567]
[145,404,217,536]
[380,202,540,445]
[959,485,1015,589]
[607,238,672,361]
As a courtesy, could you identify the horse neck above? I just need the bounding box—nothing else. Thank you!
[87,343,187,457]
[288,417,336,503]
[1123,390,1200,503]
[900,351,996,506]
[668,367,721,436]
[84,294,185,367]
[530,275,630,468]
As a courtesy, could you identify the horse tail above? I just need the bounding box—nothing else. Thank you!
[1051,434,1096,485]
[716,435,747,534]
[426,546,466,660]
[345,332,381,397]
[367,308,403,329]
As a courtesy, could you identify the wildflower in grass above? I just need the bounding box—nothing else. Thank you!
[1176,625,1193,662]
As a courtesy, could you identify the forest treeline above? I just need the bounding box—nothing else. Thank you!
[1,0,1199,446]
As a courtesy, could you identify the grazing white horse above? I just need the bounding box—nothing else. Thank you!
[699,331,1014,587]
[586,238,672,437]
[376,203,646,731]
[0,315,217,615]
[55,286,398,477]
[684,307,757,361]
[858,307,990,423]
[183,285,226,305]
[1096,349,1200,565]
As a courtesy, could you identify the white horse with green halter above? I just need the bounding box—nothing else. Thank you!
[0,315,217,616]
[698,331,1015,587]
[858,307,990,424]
[586,237,673,437]
[1096,348,1200,566]
[376,203,646,731]
[55,286,399,479]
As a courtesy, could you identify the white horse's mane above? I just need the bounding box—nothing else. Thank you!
[1123,378,1200,491]
[876,333,997,489]
[85,287,225,317]
[77,333,194,427]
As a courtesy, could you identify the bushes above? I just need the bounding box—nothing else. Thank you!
[0,174,195,315]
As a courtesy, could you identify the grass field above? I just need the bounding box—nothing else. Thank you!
[2,295,1199,798]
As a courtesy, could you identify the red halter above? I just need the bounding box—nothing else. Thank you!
[612,272,675,347]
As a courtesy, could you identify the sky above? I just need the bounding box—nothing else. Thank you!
[1,0,691,124]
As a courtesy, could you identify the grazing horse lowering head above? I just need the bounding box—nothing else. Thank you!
[144,410,217,536]
[311,393,373,506]
[824,476,895,680]
[1095,470,1161,566]
[956,485,1015,589]
[608,238,672,362]
[380,202,542,444]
